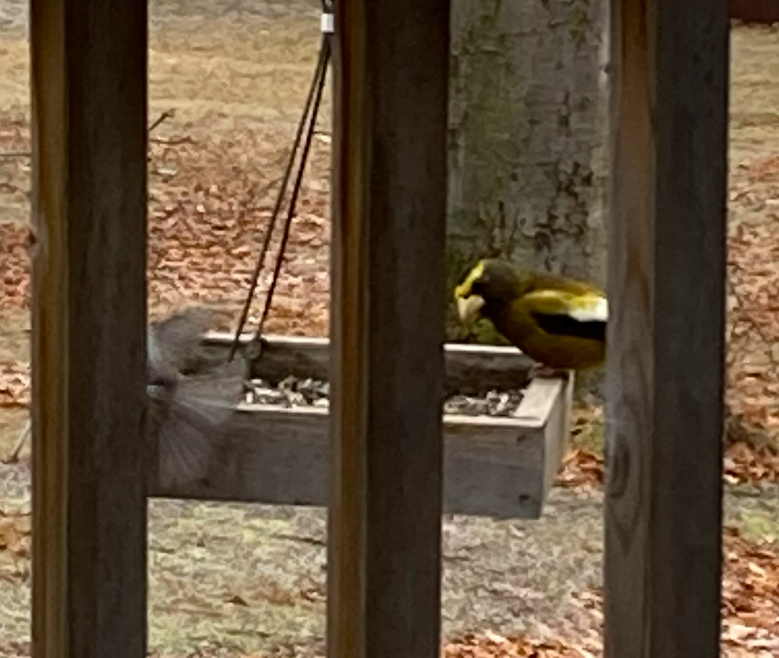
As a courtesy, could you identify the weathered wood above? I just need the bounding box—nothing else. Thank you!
[203,332,535,393]
[327,1,449,656]
[30,0,148,656]
[538,376,574,498]
[605,0,728,657]
[148,375,572,518]
[729,0,779,23]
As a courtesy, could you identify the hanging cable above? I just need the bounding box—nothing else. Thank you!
[229,15,333,361]
[254,40,330,342]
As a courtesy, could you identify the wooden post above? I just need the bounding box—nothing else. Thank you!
[605,1,728,657]
[327,0,449,656]
[30,0,148,656]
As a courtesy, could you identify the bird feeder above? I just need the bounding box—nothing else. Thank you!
[147,333,573,519]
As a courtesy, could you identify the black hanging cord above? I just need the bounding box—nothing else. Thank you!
[229,23,332,362]
[256,41,330,339]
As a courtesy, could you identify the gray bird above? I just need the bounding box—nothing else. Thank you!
[145,306,245,492]
[1,307,244,474]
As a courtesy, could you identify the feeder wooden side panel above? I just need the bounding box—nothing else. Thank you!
[148,377,570,519]
[441,423,544,518]
[147,405,323,504]
[540,376,574,497]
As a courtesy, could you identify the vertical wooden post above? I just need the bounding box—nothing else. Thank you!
[30,0,148,656]
[605,1,728,657]
[327,0,449,657]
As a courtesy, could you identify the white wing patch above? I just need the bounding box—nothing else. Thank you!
[567,295,608,323]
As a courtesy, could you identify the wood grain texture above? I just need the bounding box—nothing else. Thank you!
[605,0,728,657]
[327,1,450,656]
[30,0,148,656]
[202,333,536,393]
[539,375,574,500]
[147,376,571,518]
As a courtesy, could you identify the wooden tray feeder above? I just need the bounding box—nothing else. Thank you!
[149,332,574,519]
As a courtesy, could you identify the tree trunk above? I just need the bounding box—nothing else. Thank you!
[447,0,609,345]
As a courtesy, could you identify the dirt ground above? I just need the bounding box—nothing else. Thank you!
[1,456,776,657]
[2,2,779,657]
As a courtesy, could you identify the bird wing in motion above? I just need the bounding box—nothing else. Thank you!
[146,369,243,491]
[145,306,245,491]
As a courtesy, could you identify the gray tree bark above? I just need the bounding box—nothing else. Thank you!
[447,0,609,344]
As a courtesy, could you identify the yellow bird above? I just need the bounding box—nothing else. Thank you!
[454,259,607,375]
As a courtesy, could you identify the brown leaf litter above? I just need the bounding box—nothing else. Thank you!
[0,510,30,559]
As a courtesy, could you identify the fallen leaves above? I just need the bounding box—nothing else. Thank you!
[557,527,779,658]
[0,361,29,408]
[556,436,778,489]
[0,510,30,559]
[555,449,604,489]
[0,222,30,313]
[144,125,331,334]
[558,398,779,489]
[0,116,333,335]
[725,440,779,483]
[443,633,597,658]
[727,165,779,453]
[436,532,779,658]
[722,527,779,654]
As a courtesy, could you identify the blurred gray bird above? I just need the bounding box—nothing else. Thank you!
[145,306,245,492]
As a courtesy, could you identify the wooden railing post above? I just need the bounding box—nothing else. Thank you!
[327,0,450,657]
[605,1,728,657]
[31,0,148,655]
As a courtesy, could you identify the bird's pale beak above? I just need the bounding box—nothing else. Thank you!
[456,294,485,325]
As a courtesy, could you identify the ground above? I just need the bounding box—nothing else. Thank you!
[1,2,779,657]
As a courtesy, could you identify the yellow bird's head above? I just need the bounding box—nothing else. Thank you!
[453,259,523,325]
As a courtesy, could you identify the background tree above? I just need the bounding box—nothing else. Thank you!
[447,0,609,350]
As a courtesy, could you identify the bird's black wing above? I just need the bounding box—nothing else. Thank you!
[531,312,606,342]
